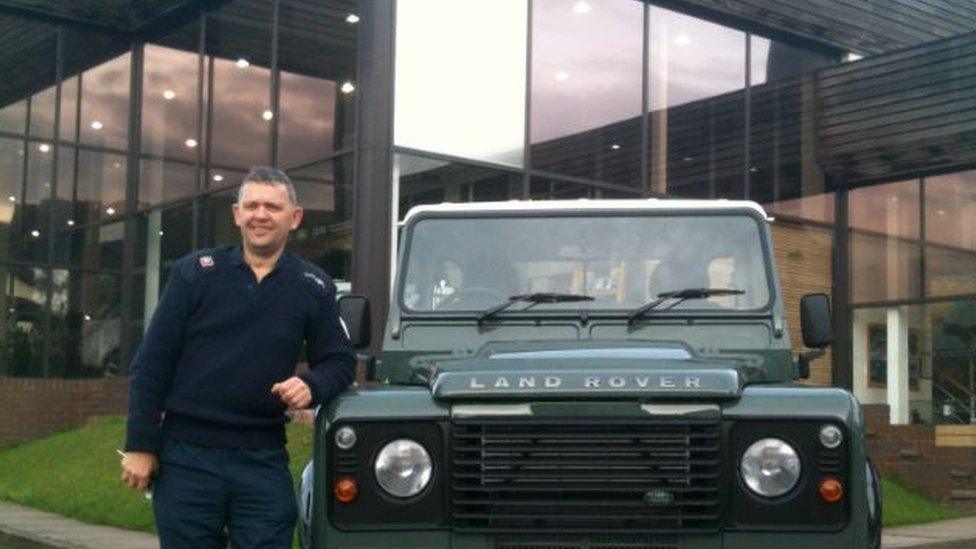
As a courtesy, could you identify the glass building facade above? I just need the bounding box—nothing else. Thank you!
[0,0,973,432]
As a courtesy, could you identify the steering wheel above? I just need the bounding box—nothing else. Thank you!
[435,286,508,310]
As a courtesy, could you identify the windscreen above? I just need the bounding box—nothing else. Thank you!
[401,214,771,313]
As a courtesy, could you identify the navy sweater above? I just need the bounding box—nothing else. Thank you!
[124,246,356,452]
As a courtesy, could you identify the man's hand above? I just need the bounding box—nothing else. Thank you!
[271,376,312,409]
[121,452,158,492]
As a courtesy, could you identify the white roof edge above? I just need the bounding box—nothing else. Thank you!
[402,198,769,224]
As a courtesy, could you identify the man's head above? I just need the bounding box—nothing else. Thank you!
[232,167,303,257]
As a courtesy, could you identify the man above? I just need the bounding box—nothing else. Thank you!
[120,167,355,548]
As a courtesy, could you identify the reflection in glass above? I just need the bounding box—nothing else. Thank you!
[0,138,24,262]
[28,86,57,139]
[0,266,48,376]
[395,0,527,167]
[925,171,976,297]
[137,202,195,322]
[47,270,122,377]
[530,0,642,185]
[80,53,132,150]
[60,77,79,141]
[143,44,201,162]
[0,100,26,134]
[289,155,355,280]
[648,7,745,198]
[395,154,523,220]
[70,221,124,271]
[930,300,976,424]
[850,179,922,303]
[76,150,127,225]
[14,144,54,262]
[139,158,197,208]
[205,188,239,248]
[751,36,837,87]
[278,72,336,172]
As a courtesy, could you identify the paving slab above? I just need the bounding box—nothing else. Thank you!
[883,515,976,548]
[0,501,156,549]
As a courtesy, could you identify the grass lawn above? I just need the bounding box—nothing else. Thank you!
[0,416,972,536]
[0,416,313,537]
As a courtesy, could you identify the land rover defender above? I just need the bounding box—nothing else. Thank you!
[299,199,882,549]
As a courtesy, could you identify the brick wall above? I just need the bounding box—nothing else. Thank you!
[864,404,976,508]
[0,376,129,449]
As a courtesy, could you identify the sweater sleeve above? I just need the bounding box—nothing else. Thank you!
[123,263,194,453]
[298,282,356,408]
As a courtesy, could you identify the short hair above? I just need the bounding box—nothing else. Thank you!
[237,166,298,205]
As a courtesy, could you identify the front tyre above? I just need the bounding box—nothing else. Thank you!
[298,460,314,549]
[866,457,882,549]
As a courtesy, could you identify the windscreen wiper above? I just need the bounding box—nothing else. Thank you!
[627,288,745,326]
[477,292,594,325]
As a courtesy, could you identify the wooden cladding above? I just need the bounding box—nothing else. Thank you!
[671,0,976,55]
[817,32,976,184]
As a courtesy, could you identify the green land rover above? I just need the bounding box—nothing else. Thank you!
[298,199,882,549]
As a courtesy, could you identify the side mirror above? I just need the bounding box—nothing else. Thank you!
[800,293,833,349]
[338,294,371,350]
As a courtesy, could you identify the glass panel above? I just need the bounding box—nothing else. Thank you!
[47,270,122,377]
[70,221,124,271]
[401,215,771,312]
[925,171,976,297]
[204,187,239,248]
[13,142,54,262]
[51,146,77,263]
[529,0,642,186]
[137,202,195,323]
[76,149,127,225]
[207,1,272,169]
[0,138,24,262]
[750,36,837,87]
[28,86,57,139]
[395,0,527,166]
[278,0,358,152]
[139,158,197,208]
[395,154,523,220]
[648,6,746,198]
[142,44,201,162]
[850,180,922,303]
[930,300,976,424]
[80,53,132,150]
[287,155,355,281]
[60,77,79,142]
[0,100,26,135]
[852,305,929,423]
[278,71,336,171]
[0,265,48,377]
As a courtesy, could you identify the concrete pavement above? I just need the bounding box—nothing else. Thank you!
[2,498,976,548]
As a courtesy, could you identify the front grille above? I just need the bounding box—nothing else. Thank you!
[493,535,678,549]
[451,417,723,533]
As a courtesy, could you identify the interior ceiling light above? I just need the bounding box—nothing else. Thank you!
[163,90,176,100]
[554,71,569,81]
[213,174,224,182]
[91,121,103,130]
[262,110,274,121]
[610,144,621,150]
[340,81,356,94]
[572,1,592,14]
[345,14,360,24]
[7,196,15,202]
[106,207,116,216]
[185,138,198,148]
[67,219,75,226]
[674,34,691,47]
[236,58,250,69]
[30,230,40,238]
[38,143,51,153]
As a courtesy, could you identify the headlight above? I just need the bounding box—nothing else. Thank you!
[740,438,801,497]
[374,438,432,498]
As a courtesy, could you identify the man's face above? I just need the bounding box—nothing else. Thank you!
[232,182,303,256]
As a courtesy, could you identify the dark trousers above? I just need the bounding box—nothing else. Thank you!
[152,438,298,549]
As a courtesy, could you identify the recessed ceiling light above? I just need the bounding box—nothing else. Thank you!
[340,81,355,94]
[610,144,621,150]
[212,174,224,182]
[158,230,165,236]
[345,14,360,24]
[572,1,592,14]
[262,110,274,121]
[84,314,92,321]
[844,52,863,62]
[106,207,116,215]
[236,58,250,69]
[67,219,75,226]
[91,121,103,130]
[554,71,569,81]
[674,34,691,47]
[185,138,198,148]
[163,90,176,100]
[7,195,15,202]
[30,230,40,238]
[683,156,694,162]
[38,143,51,153]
